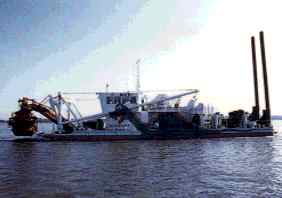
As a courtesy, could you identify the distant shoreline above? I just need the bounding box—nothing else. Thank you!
[0,119,52,123]
[272,115,282,120]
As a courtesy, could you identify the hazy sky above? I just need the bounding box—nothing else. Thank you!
[0,0,281,119]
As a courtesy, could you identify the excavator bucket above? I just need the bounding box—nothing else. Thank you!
[8,109,38,136]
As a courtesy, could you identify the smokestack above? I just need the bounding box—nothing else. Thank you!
[251,36,260,120]
[259,31,271,126]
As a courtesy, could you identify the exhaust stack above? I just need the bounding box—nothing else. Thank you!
[251,36,260,120]
[259,31,271,126]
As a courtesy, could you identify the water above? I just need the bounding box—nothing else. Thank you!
[0,121,282,197]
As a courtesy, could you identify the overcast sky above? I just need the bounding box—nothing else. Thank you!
[0,0,281,119]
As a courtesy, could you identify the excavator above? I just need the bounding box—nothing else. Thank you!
[8,97,74,136]
[8,90,200,137]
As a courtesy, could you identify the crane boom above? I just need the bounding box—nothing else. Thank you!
[63,89,199,124]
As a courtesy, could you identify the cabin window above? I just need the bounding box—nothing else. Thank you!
[106,97,113,104]
[114,96,121,104]
[121,96,128,104]
[130,96,137,104]
[106,94,137,104]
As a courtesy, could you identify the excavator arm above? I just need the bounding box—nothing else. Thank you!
[9,97,74,136]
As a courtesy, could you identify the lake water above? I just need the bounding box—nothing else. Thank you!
[0,121,282,197]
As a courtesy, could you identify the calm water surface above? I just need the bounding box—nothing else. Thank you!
[0,121,282,197]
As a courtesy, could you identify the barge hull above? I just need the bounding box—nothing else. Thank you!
[38,128,274,141]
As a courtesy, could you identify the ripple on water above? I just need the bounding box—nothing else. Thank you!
[1,123,282,197]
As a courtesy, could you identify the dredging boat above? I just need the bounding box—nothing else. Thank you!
[8,31,275,141]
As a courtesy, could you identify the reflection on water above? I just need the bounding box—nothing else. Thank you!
[0,121,282,197]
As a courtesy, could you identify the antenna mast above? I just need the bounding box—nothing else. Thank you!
[136,59,141,95]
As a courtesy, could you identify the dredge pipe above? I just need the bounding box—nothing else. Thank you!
[251,36,260,120]
[259,31,271,126]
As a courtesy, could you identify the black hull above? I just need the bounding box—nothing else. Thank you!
[37,128,275,142]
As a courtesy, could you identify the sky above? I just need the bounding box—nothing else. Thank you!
[0,0,281,119]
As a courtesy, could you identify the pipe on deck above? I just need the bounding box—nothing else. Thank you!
[251,36,260,120]
[259,31,271,126]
